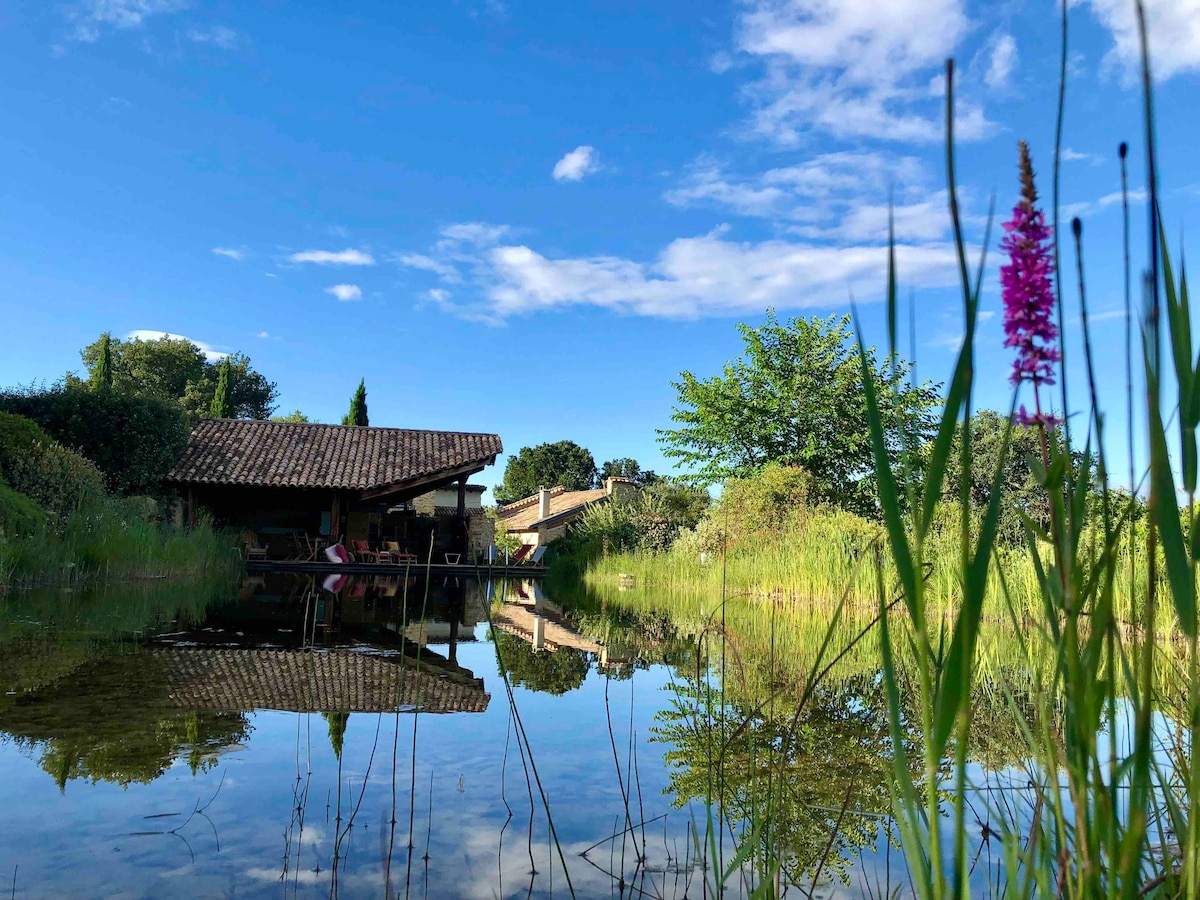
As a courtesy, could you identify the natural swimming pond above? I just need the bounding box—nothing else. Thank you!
[0,571,1098,897]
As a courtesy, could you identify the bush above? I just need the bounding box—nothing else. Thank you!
[0,412,52,481]
[6,442,106,527]
[718,462,815,536]
[0,385,189,496]
[0,482,45,538]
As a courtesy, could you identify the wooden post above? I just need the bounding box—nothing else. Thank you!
[456,478,468,557]
[186,487,196,528]
[330,491,343,542]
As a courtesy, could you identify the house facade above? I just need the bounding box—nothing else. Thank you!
[167,419,502,560]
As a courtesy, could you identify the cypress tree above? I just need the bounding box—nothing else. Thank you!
[209,359,233,418]
[341,379,368,426]
[93,332,114,391]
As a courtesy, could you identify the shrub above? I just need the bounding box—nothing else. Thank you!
[0,482,45,538]
[0,385,189,496]
[0,412,52,481]
[718,462,815,537]
[6,442,106,527]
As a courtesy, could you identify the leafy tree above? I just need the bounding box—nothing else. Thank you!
[181,352,276,420]
[208,358,233,418]
[93,332,113,392]
[341,379,369,426]
[323,712,350,759]
[495,440,598,505]
[600,457,659,486]
[272,410,311,423]
[658,311,938,516]
[0,385,189,496]
[82,333,206,401]
[945,409,1094,546]
[80,335,277,420]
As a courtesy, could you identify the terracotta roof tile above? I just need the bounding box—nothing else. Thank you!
[152,648,489,713]
[498,487,609,531]
[166,419,502,490]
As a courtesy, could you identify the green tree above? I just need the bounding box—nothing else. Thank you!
[341,379,369,426]
[492,630,590,695]
[80,335,277,420]
[945,409,1094,546]
[208,359,233,418]
[600,457,659,486]
[658,311,938,516]
[93,332,113,392]
[82,333,206,401]
[271,410,311,423]
[323,712,350,759]
[181,352,276,420]
[495,440,597,505]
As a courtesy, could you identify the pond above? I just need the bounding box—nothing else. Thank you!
[0,571,1050,898]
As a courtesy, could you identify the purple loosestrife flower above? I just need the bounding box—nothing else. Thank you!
[1001,141,1060,428]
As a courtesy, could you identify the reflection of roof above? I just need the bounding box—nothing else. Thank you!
[166,419,502,490]
[491,604,603,655]
[498,486,609,531]
[152,648,489,713]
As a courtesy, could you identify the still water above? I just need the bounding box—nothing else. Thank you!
[0,572,997,898]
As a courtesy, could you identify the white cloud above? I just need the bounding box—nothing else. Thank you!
[666,152,948,241]
[1061,147,1093,162]
[255,331,270,338]
[66,0,187,42]
[212,246,245,261]
[1079,0,1200,82]
[482,232,962,319]
[289,248,375,265]
[734,0,988,144]
[985,33,1017,90]
[186,25,239,49]
[325,284,363,301]
[552,146,599,182]
[438,222,511,246]
[1062,187,1148,220]
[125,329,227,361]
[395,253,461,282]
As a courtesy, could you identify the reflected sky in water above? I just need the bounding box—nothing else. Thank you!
[0,572,994,898]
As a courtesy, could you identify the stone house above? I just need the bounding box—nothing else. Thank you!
[496,477,637,548]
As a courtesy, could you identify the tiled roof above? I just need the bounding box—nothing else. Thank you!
[497,486,609,531]
[152,648,490,714]
[166,419,502,490]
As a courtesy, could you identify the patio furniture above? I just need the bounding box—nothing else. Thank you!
[522,546,547,566]
[444,552,461,565]
[484,544,499,564]
[381,541,417,565]
[351,539,385,563]
[241,530,268,561]
[509,544,533,564]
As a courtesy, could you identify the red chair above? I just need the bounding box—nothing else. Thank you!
[351,539,384,563]
[510,544,533,563]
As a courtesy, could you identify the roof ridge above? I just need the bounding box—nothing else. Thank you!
[498,485,568,514]
[197,419,501,439]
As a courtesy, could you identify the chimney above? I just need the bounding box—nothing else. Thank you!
[605,477,637,502]
[538,488,552,519]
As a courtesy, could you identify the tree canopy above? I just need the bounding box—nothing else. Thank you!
[657,311,938,516]
[495,440,597,505]
[80,334,277,420]
[600,457,659,486]
[341,379,368,426]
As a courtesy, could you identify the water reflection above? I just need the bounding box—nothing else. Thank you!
[0,571,948,897]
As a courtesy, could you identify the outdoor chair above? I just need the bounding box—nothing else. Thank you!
[381,541,417,565]
[485,544,499,564]
[509,544,533,564]
[522,546,547,566]
[351,539,385,563]
[241,530,268,561]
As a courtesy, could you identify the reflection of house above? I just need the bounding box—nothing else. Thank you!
[497,477,636,547]
[168,419,501,558]
[153,648,489,714]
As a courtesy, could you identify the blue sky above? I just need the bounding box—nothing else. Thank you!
[2,0,1198,496]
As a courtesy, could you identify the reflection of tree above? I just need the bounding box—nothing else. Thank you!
[0,650,250,789]
[323,712,350,759]
[652,672,907,887]
[491,629,590,695]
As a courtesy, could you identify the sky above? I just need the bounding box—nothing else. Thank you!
[2,0,1199,497]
